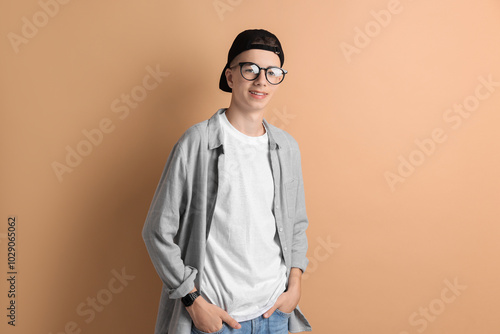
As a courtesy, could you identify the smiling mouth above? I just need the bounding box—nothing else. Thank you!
[250,91,267,96]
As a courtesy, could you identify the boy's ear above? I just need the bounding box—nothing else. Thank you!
[225,68,234,90]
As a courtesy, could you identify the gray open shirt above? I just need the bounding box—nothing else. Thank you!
[142,108,312,333]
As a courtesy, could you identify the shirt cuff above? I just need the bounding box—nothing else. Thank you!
[168,265,198,299]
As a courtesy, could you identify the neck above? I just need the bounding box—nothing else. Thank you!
[224,105,266,137]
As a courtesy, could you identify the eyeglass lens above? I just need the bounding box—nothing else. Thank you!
[241,63,285,84]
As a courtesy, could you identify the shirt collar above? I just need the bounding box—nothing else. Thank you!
[208,108,280,150]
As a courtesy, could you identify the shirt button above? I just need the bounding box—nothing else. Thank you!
[279,227,283,232]
[276,204,279,209]
[284,247,288,251]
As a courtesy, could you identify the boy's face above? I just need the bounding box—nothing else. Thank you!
[225,49,282,113]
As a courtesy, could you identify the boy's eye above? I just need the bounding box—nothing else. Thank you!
[248,65,260,73]
[268,69,283,77]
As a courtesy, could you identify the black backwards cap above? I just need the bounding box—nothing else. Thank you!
[219,29,285,93]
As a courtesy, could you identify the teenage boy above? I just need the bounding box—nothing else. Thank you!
[142,29,312,334]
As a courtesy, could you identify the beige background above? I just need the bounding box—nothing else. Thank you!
[1,0,500,333]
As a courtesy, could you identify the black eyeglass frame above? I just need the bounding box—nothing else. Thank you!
[230,62,288,85]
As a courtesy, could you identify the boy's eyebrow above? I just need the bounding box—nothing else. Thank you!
[236,60,282,67]
[240,62,283,68]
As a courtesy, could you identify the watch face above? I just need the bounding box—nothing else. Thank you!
[182,295,191,305]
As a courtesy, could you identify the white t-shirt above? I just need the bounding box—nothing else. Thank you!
[200,110,287,322]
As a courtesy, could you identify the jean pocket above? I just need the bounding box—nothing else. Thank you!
[191,323,226,334]
[274,308,293,318]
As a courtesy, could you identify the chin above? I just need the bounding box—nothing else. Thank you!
[247,101,270,112]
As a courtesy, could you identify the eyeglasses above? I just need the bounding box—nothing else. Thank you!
[230,62,288,85]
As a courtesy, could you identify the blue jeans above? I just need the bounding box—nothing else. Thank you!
[190,309,292,334]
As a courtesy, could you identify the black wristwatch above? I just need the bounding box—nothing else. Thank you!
[181,290,201,307]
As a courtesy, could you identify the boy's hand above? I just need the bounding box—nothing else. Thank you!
[263,285,301,318]
[263,267,303,318]
[186,295,241,332]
